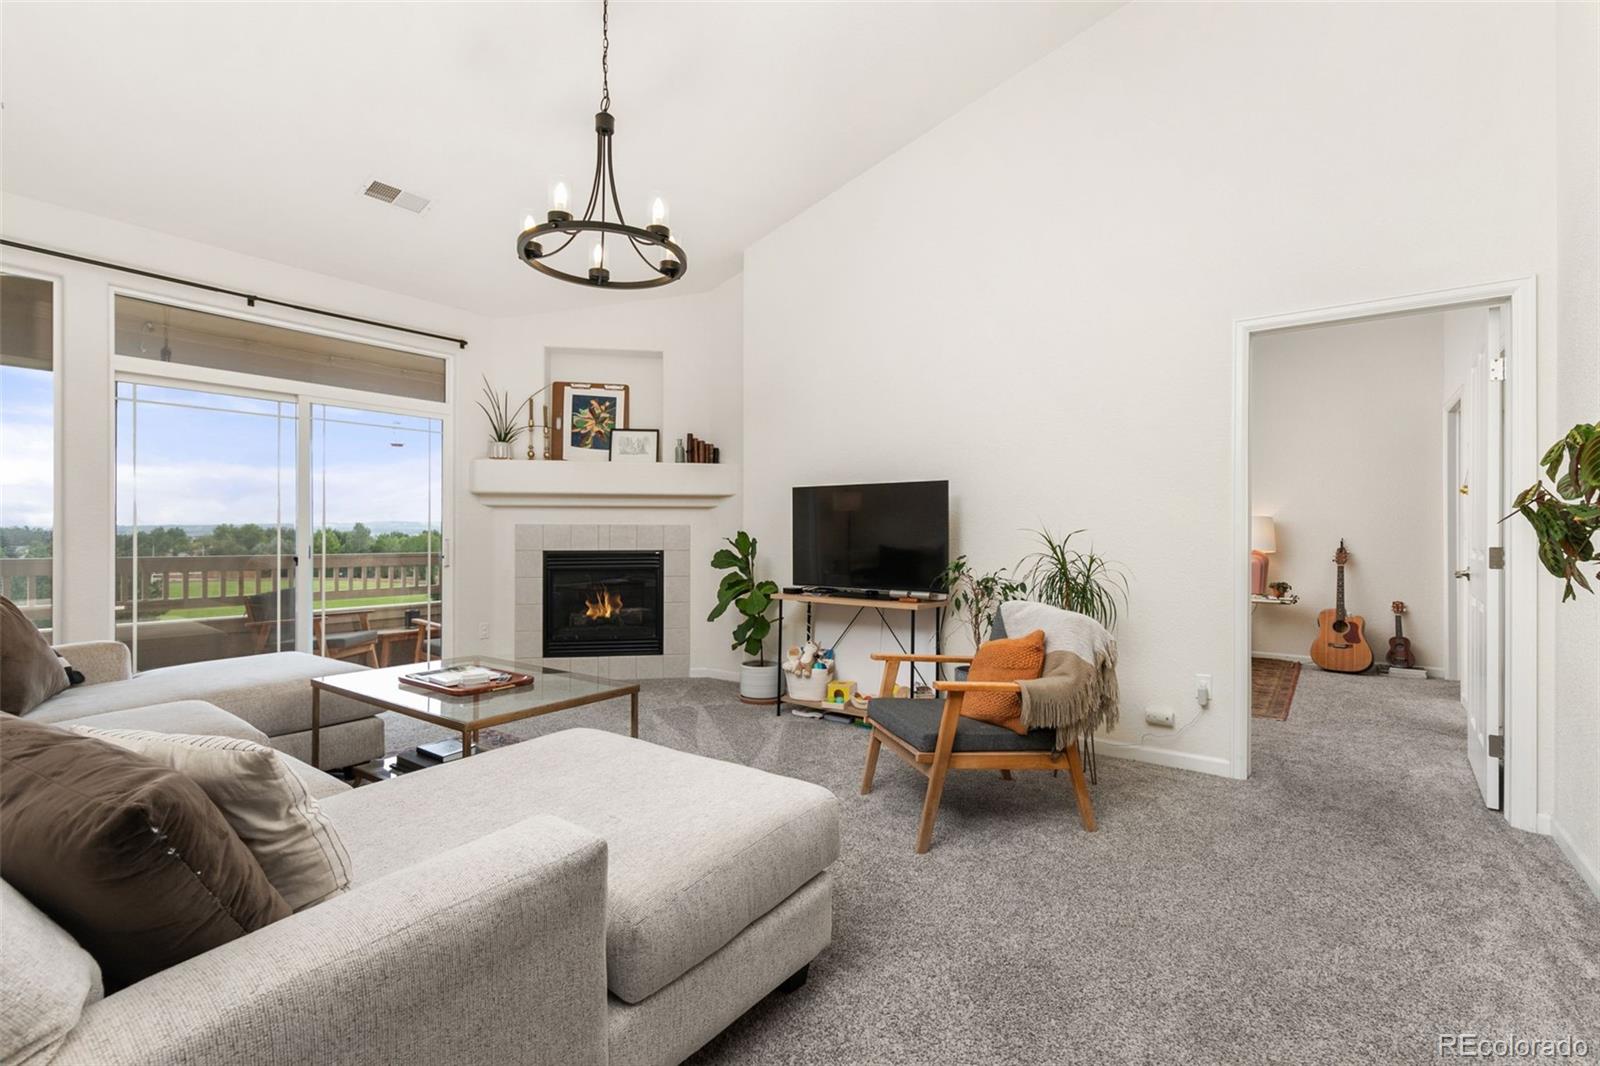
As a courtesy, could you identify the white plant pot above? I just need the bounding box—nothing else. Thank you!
[739,661,780,704]
[488,440,514,460]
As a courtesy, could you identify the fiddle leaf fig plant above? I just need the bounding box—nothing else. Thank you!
[1508,421,1600,601]
[708,531,779,663]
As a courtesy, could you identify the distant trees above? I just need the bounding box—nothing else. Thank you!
[0,526,52,559]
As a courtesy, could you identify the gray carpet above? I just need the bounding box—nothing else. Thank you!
[380,671,1600,1065]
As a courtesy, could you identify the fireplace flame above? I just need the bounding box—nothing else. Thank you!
[584,586,624,620]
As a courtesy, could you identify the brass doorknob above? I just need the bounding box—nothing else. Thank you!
[1459,484,1470,495]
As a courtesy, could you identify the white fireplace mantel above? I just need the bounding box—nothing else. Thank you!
[468,458,739,509]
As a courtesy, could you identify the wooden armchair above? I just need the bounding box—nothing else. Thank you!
[412,617,442,663]
[243,592,380,667]
[861,651,1096,854]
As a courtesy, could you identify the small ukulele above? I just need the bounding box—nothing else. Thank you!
[1309,540,1374,673]
[1386,601,1415,669]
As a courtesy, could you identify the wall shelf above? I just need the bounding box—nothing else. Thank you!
[468,458,739,509]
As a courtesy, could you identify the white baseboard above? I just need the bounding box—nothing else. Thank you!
[689,666,739,683]
[1092,737,1235,778]
[1551,818,1600,903]
[1251,650,1449,680]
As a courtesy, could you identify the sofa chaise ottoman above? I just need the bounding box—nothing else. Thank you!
[33,642,381,768]
[6,715,838,1066]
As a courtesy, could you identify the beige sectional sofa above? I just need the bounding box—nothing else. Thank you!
[4,701,839,1065]
[39,641,383,768]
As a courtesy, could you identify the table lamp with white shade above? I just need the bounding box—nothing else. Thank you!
[1251,515,1277,596]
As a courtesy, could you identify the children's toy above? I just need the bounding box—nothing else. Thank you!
[825,680,855,705]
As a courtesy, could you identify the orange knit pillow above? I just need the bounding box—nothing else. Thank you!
[960,628,1045,735]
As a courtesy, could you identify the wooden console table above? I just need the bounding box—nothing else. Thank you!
[772,592,947,718]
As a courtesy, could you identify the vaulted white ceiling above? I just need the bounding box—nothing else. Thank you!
[0,1,1118,316]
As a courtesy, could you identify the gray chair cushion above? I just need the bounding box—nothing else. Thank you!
[323,631,377,652]
[869,697,1053,753]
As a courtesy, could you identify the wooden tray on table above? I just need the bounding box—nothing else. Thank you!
[398,668,537,698]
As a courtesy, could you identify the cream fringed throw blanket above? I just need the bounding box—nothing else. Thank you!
[999,601,1120,751]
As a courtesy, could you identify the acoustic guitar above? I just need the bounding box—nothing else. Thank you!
[1386,600,1416,669]
[1309,540,1374,673]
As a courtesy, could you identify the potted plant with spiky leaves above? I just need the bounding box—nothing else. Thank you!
[708,531,781,703]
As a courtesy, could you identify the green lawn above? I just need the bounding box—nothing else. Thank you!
[151,593,432,621]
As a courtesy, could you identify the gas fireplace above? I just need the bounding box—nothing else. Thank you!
[543,550,665,658]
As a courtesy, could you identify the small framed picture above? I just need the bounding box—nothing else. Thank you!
[551,381,628,461]
[609,427,660,463]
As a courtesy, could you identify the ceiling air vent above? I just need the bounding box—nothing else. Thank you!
[363,180,402,203]
[362,179,432,215]
[393,191,431,214]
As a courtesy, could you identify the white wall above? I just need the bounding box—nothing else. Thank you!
[1250,313,1447,671]
[1552,0,1600,898]
[741,1,1561,779]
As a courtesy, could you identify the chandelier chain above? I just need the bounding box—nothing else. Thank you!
[600,0,611,113]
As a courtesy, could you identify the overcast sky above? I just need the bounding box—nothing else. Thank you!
[2,371,441,531]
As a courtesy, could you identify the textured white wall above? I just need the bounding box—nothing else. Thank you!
[741,1,1562,778]
[1552,0,1600,898]
[1250,313,1446,671]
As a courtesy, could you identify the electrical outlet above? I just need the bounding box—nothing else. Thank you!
[478,622,489,640]
[1195,674,1212,708]
[1144,707,1175,728]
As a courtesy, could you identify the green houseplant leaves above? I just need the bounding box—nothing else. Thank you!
[707,530,780,663]
[1509,421,1600,601]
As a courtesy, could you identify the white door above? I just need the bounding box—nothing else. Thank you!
[1460,312,1504,810]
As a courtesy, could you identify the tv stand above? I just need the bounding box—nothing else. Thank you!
[772,591,948,718]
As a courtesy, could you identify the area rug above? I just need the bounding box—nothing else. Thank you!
[1251,656,1300,720]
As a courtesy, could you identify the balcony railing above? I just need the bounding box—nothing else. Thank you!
[111,551,440,618]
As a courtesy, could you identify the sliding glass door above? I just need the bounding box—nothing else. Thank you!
[112,295,450,671]
[116,381,297,670]
[115,386,447,672]
[310,404,444,668]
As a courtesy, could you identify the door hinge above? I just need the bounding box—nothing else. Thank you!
[1488,546,1505,570]
[1488,734,1504,759]
[1489,355,1506,382]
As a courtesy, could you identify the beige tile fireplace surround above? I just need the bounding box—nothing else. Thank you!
[513,524,692,679]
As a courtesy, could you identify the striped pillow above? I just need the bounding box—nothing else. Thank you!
[70,726,351,911]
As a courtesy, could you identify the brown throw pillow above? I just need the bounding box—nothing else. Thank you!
[961,628,1046,735]
[0,596,70,716]
[0,716,291,993]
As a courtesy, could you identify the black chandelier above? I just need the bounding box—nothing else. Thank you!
[515,0,686,289]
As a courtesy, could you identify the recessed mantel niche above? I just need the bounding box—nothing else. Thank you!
[468,458,739,508]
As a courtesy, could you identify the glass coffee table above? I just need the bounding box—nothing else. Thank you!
[310,656,641,771]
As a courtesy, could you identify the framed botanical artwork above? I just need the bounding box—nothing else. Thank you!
[551,381,628,461]
[609,427,660,463]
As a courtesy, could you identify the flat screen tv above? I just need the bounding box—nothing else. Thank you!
[792,480,949,593]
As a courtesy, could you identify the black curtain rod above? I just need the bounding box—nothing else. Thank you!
[0,238,469,350]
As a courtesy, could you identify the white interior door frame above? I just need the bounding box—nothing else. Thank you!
[1231,277,1539,832]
